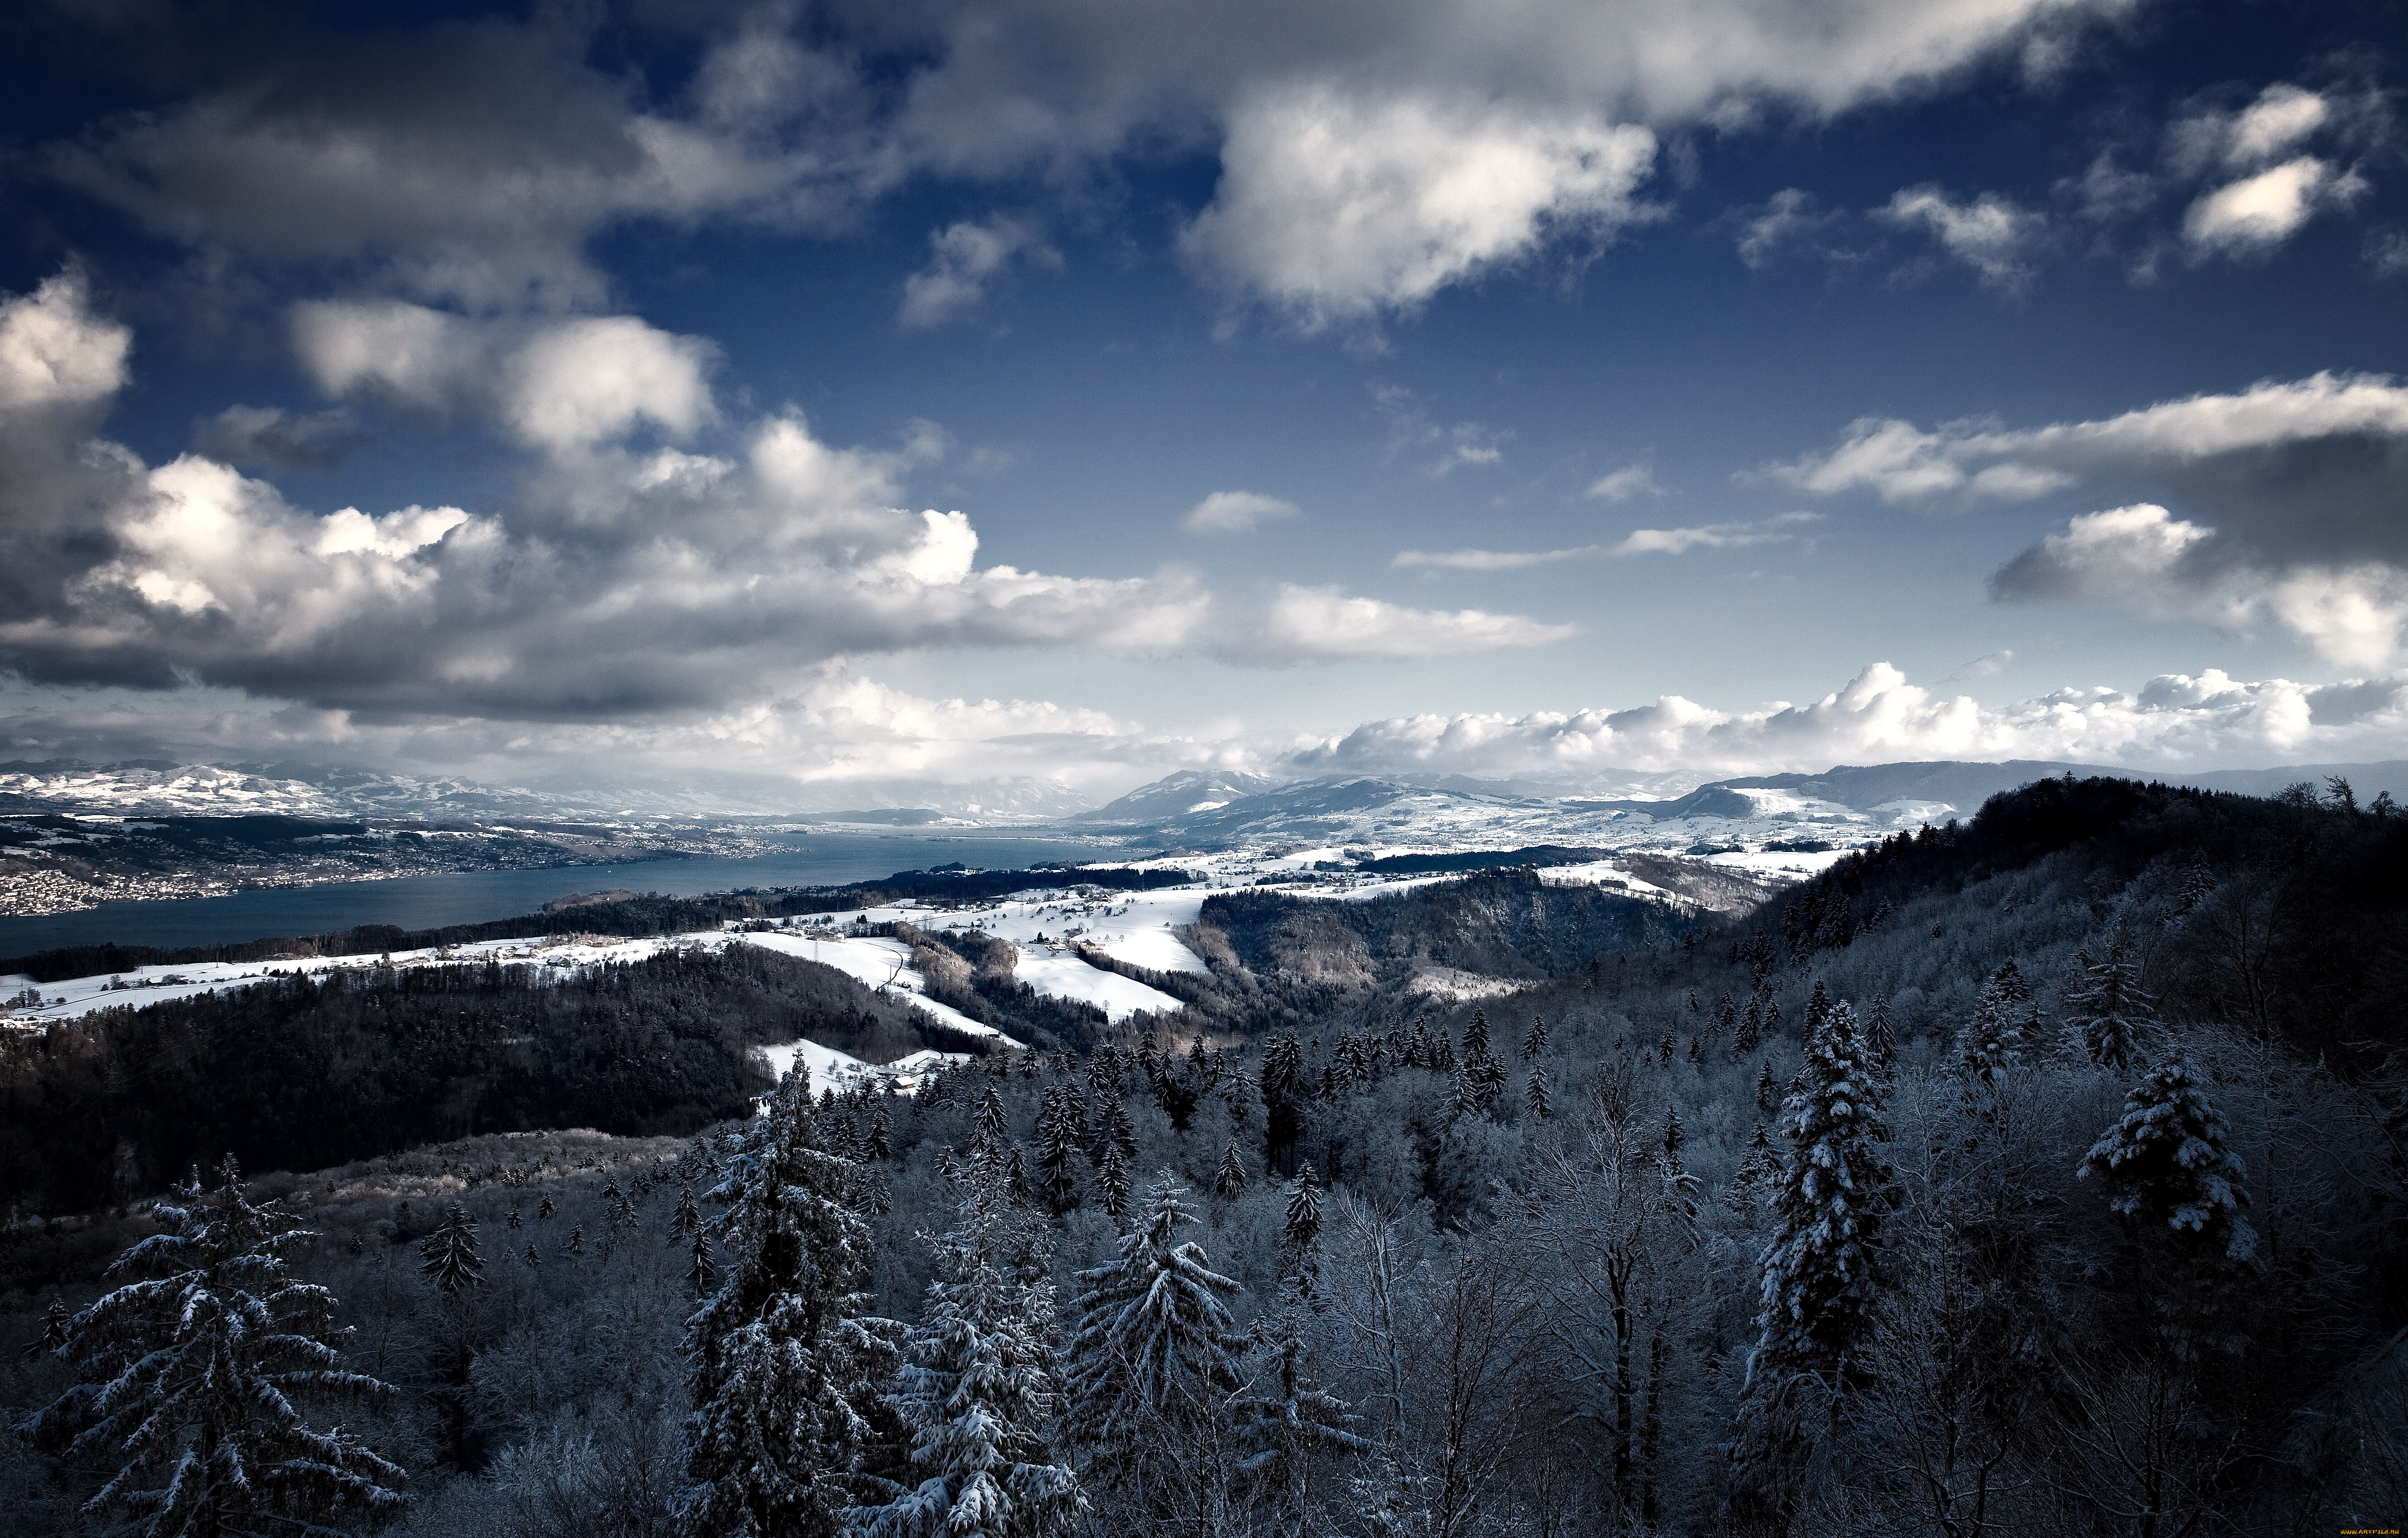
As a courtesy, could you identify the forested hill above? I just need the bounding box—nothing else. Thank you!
[10,773,2408,1535]
[1743,772,2408,1067]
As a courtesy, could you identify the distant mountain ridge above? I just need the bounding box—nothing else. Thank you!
[7,755,2399,840]
[1071,758,2408,848]
[0,761,1092,823]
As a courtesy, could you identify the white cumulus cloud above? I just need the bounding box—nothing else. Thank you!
[1585,462,1663,501]
[292,302,719,454]
[0,271,129,416]
[1182,82,1657,328]
[2181,156,2364,259]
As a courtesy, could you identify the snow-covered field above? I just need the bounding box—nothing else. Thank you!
[0,927,1023,1047]
[755,1040,964,1093]
[2,832,1840,1048]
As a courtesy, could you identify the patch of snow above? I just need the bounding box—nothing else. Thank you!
[1013,950,1185,1022]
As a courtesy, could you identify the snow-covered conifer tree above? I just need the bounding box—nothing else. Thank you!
[1033,1087,1084,1214]
[1463,1009,1493,1063]
[1213,1140,1249,1203]
[853,1141,1082,1538]
[2077,1053,2256,1261]
[2065,935,2156,1072]
[1520,1014,1549,1060]
[419,1202,484,1296]
[1736,995,1763,1057]
[1728,1124,1784,1208]
[1732,1000,1892,1531]
[1094,1143,1133,1222]
[1956,965,2029,1117]
[1280,1165,1324,1289]
[23,1156,403,1536]
[1235,1306,1371,1537]
[1864,995,1896,1069]
[1750,1000,1891,1392]
[1065,1175,1249,1444]
[1524,1065,1552,1121]
[677,1067,900,1538]
[1097,1094,1137,1164]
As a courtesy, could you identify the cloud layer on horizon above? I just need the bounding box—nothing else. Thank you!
[10,659,2408,807]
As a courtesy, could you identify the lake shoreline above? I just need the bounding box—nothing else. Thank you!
[0,829,1144,960]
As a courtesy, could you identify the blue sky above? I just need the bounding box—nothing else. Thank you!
[2,0,2405,804]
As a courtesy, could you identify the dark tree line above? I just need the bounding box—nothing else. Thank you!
[0,946,988,1215]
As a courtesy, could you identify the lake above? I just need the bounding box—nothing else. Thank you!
[0,830,1148,959]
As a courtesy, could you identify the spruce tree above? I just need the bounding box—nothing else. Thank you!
[2077,1054,2256,1261]
[1755,1059,1778,1115]
[854,1146,1083,1538]
[976,1084,1011,1147]
[1863,995,1896,1069]
[1095,1143,1134,1222]
[1463,1009,1492,1063]
[1065,1175,1249,1443]
[1957,965,2028,1117]
[418,1202,484,1296]
[1735,995,1763,1057]
[1280,1165,1324,1289]
[1520,1014,1549,1060]
[1728,1124,1783,1207]
[1097,1094,1137,1164]
[23,1156,403,1536]
[1732,1001,1892,1532]
[1750,1000,1892,1394]
[678,1067,901,1538]
[2065,935,2155,1072]
[1235,1306,1371,1537]
[1213,1140,1249,1202]
[1034,1087,1085,1214]
[1524,1065,1552,1121]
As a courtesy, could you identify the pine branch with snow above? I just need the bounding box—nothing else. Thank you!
[21,1155,403,1538]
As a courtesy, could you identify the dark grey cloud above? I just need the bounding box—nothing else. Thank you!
[35,0,2128,318]
[1777,373,2408,665]
[192,405,367,471]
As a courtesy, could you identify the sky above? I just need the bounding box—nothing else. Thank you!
[1,0,2406,807]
